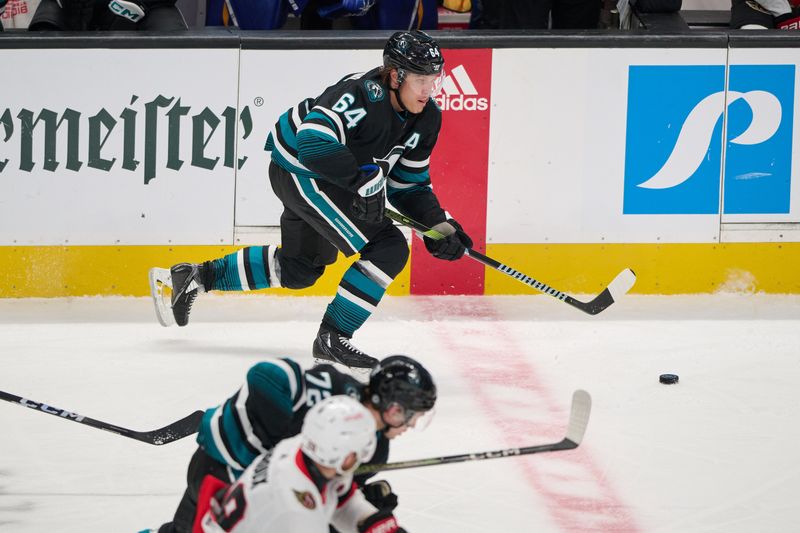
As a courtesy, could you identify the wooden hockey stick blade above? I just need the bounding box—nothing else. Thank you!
[0,389,204,446]
[355,389,591,474]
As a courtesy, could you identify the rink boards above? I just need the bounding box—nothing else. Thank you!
[0,35,799,296]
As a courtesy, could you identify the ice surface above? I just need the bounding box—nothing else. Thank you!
[0,294,798,532]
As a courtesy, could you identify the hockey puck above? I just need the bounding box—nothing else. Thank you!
[659,373,679,385]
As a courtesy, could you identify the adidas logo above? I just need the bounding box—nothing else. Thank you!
[435,65,489,112]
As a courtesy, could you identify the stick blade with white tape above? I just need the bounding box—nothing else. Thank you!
[569,268,637,315]
[354,389,593,475]
[564,389,592,447]
[384,209,635,316]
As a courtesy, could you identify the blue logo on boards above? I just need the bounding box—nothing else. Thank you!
[623,65,795,215]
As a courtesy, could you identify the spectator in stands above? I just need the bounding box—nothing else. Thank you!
[205,0,377,30]
[730,0,799,28]
[2,0,43,30]
[471,0,601,28]
[28,0,187,30]
[351,0,439,29]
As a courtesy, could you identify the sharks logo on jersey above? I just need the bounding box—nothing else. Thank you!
[365,80,384,102]
[623,64,795,215]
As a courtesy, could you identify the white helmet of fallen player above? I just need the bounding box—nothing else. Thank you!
[301,395,377,476]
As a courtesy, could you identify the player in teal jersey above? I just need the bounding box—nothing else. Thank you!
[156,354,436,533]
[149,31,473,371]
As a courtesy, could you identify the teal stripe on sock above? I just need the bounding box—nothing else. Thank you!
[324,294,371,336]
[342,267,385,301]
[248,246,269,289]
[210,252,243,291]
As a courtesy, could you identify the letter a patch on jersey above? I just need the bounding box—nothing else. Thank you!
[404,132,420,150]
[293,490,317,510]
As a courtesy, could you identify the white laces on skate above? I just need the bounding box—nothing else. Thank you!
[339,335,367,356]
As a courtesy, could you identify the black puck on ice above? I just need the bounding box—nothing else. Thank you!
[659,373,679,385]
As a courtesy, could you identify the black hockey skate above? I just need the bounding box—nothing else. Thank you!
[313,325,378,370]
[170,263,205,327]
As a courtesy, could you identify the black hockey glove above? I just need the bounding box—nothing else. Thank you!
[351,164,386,224]
[362,480,398,512]
[424,218,473,261]
[358,509,407,533]
[63,0,98,30]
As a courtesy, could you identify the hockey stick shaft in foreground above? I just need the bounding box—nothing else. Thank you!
[0,390,204,446]
[385,209,636,315]
[356,389,591,475]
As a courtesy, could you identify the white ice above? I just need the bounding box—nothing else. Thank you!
[1,293,799,532]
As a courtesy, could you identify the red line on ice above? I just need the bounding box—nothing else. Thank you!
[432,313,640,532]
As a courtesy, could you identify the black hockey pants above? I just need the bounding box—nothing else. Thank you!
[158,447,232,533]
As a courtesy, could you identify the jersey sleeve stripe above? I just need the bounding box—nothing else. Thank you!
[221,394,260,465]
[399,156,430,168]
[303,111,341,141]
[390,167,431,184]
[209,405,246,471]
[312,106,347,144]
[235,381,268,456]
[387,178,420,190]
[270,358,300,401]
[269,123,313,175]
[297,122,339,143]
[292,101,311,129]
[297,130,348,161]
[278,112,298,145]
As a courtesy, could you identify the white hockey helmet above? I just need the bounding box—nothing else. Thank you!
[301,395,377,475]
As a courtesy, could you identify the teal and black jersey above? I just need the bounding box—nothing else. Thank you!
[265,67,447,228]
[196,358,363,474]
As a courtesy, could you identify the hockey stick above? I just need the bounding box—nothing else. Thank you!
[385,209,636,315]
[0,390,204,446]
[356,389,591,474]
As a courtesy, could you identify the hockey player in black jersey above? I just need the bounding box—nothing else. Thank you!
[149,30,473,371]
[156,354,436,533]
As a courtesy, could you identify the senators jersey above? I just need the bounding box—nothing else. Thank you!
[265,67,448,228]
[199,435,377,533]
[196,359,363,474]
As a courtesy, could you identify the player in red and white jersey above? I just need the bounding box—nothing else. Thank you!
[196,395,405,533]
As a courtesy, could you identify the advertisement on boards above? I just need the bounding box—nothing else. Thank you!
[411,48,493,295]
[624,63,796,221]
[486,47,799,245]
[0,48,242,245]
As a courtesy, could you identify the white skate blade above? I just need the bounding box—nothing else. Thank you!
[149,268,175,327]
[313,358,371,384]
